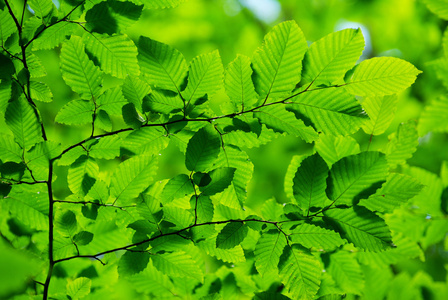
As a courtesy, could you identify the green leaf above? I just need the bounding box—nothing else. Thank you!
[323,206,392,251]
[83,32,140,79]
[0,134,22,163]
[123,127,169,156]
[0,8,17,45]
[199,167,236,196]
[25,140,61,180]
[140,0,187,8]
[327,251,364,295]
[97,86,128,115]
[344,57,421,96]
[423,0,448,19]
[138,37,188,92]
[161,174,194,204]
[28,0,54,18]
[254,232,287,277]
[302,28,364,87]
[288,87,367,135]
[5,96,43,150]
[224,54,258,112]
[60,36,103,99]
[118,251,150,276]
[89,135,122,159]
[111,155,158,204]
[326,152,388,206]
[30,81,52,103]
[32,21,78,50]
[197,238,246,263]
[183,50,224,104]
[66,277,91,299]
[293,153,330,212]
[122,75,151,113]
[144,90,183,114]
[385,121,418,168]
[288,223,345,251]
[136,194,162,229]
[252,20,308,103]
[278,245,322,300]
[152,251,203,282]
[362,95,398,135]
[254,105,318,143]
[163,205,194,229]
[216,222,248,249]
[85,0,143,35]
[185,125,221,172]
[2,185,48,230]
[67,155,99,195]
[360,173,424,213]
[418,96,448,135]
[194,195,214,223]
[27,52,47,78]
[315,134,360,167]
[73,231,94,246]
[55,100,94,125]
[128,263,175,297]
[55,210,77,237]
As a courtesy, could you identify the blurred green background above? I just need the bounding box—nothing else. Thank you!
[7,0,447,297]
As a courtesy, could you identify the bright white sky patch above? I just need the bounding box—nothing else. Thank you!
[240,0,281,23]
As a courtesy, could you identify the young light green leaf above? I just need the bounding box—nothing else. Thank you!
[288,223,345,250]
[144,90,183,114]
[315,134,360,167]
[293,153,330,212]
[152,251,203,282]
[89,135,122,159]
[185,125,221,172]
[123,127,169,156]
[32,21,78,50]
[418,96,448,135]
[73,231,94,246]
[118,251,150,277]
[5,96,43,150]
[122,75,151,113]
[0,8,17,45]
[161,174,194,204]
[67,155,99,195]
[0,134,22,163]
[27,52,47,78]
[423,0,448,19]
[224,54,258,112]
[254,232,287,277]
[385,121,418,168]
[139,0,187,8]
[55,100,94,125]
[60,36,103,99]
[83,32,140,78]
[326,152,388,206]
[97,86,128,115]
[138,37,188,92]
[28,0,54,19]
[183,50,224,104]
[278,245,322,300]
[67,277,91,299]
[323,206,392,251]
[85,0,143,35]
[136,194,162,228]
[254,105,318,143]
[287,87,367,136]
[194,195,214,223]
[199,167,236,196]
[197,238,246,263]
[213,145,254,208]
[216,222,248,249]
[344,57,421,96]
[302,28,365,87]
[359,173,424,213]
[111,155,158,204]
[252,20,308,103]
[327,251,364,295]
[30,81,52,102]
[55,210,77,237]
[362,95,398,135]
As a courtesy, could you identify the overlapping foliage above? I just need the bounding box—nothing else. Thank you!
[0,0,446,299]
